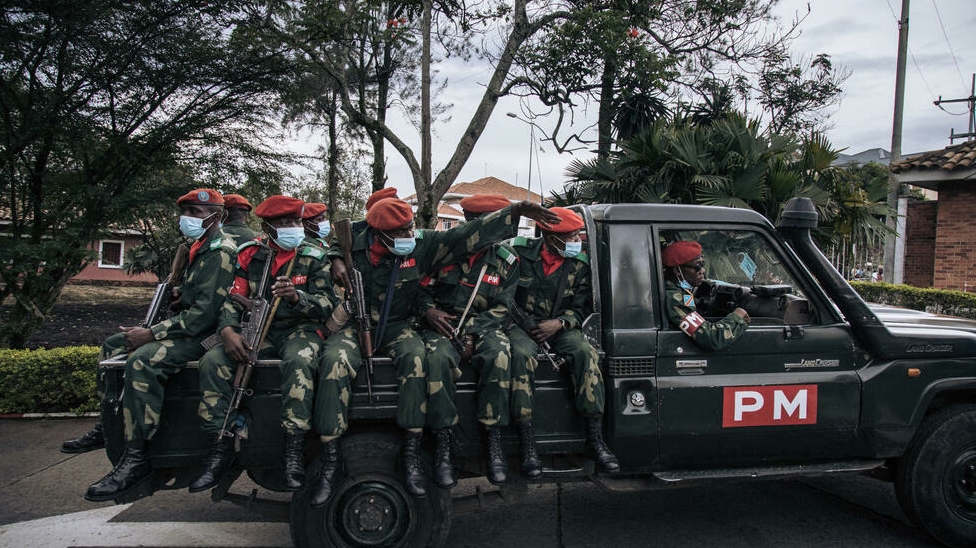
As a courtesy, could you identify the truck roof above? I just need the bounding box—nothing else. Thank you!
[585,203,774,228]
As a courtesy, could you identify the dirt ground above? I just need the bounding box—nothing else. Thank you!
[2,285,155,349]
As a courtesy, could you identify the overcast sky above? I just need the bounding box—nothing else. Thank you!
[294,0,975,199]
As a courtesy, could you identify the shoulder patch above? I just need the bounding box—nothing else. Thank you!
[496,245,517,265]
[300,245,325,259]
[237,239,261,253]
[510,236,530,247]
[415,229,426,240]
[572,251,589,265]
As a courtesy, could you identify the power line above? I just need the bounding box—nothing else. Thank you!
[884,0,937,102]
[930,0,968,93]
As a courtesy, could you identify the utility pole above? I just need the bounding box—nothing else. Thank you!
[884,0,910,285]
[935,74,976,143]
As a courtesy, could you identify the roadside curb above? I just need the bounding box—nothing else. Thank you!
[0,412,99,419]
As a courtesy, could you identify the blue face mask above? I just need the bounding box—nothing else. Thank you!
[316,221,331,239]
[679,280,693,291]
[388,237,416,256]
[179,212,217,241]
[273,226,305,250]
[560,241,582,258]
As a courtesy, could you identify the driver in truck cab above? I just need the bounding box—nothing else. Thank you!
[661,240,750,350]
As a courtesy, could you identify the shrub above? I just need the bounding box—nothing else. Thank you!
[0,346,99,414]
[852,282,976,319]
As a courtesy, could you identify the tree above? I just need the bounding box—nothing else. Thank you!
[0,0,290,347]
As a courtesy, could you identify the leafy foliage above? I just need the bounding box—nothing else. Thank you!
[0,346,100,413]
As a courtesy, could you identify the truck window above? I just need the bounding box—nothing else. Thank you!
[660,229,818,326]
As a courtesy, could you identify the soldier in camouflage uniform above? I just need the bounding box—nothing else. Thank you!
[418,194,535,486]
[508,207,620,473]
[315,197,557,504]
[302,202,331,250]
[221,194,259,247]
[85,189,237,502]
[661,240,750,350]
[190,196,338,494]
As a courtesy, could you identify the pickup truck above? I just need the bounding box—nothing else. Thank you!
[97,197,976,548]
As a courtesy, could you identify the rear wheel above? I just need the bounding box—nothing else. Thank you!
[895,404,976,548]
[289,432,452,548]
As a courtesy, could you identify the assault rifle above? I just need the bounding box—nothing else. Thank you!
[510,304,566,372]
[218,244,293,440]
[334,219,374,402]
[142,244,189,328]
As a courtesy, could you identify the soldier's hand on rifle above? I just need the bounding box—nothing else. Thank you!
[221,326,251,363]
[120,326,154,351]
[169,287,184,312]
[330,257,351,291]
[424,308,457,338]
[272,276,299,304]
[529,318,563,344]
[514,201,560,226]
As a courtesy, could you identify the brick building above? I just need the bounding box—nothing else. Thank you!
[893,141,976,291]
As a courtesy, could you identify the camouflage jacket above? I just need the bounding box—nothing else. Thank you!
[664,280,748,350]
[329,205,523,327]
[218,238,337,335]
[221,221,259,248]
[420,242,520,335]
[150,232,237,341]
[510,237,590,330]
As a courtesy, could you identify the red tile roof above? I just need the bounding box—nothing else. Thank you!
[405,176,542,203]
[890,140,976,174]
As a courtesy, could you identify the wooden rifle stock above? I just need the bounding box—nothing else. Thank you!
[335,219,374,403]
[510,304,565,372]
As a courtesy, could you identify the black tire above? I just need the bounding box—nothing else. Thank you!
[289,432,452,548]
[895,404,976,548]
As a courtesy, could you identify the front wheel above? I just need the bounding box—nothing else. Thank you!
[895,404,976,548]
[289,432,452,548]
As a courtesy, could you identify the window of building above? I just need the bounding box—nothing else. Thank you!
[98,240,124,269]
[442,220,454,229]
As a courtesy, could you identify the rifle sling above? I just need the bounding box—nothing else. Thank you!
[455,263,489,335]
[373,256,402,347]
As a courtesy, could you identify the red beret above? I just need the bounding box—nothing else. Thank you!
[302,202,328,219]
[366,187,399,211]
[254,195,304,219]
[223,194,252,210]
[661,241,703,267]
[539,207,583,234]
[366,198,414,231]
[177,188,224,206]
[460,194,510,214]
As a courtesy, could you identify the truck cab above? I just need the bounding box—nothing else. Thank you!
[99,198,976,548]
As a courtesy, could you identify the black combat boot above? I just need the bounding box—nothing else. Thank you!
[85,441,152,502]
[188,435,236,493]
[402,430,427,497]
[283,431,306,491]
[432,428,457,489]
[310,439,344,508]
[485,426,508,485]
[585,416,620,473]
[518,421,542,479]
[61,422,105,454]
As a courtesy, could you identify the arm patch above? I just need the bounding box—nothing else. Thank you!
[679,311,706,337]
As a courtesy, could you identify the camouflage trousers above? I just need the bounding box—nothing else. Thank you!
[468,327,536,427]
[96,332,131,403]
[508,326,604,418]
[198,326,323,435]
[102,332,208,443]
[315,320,456,441]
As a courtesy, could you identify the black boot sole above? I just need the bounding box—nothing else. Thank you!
[61,442,105,454]
[84,472,152,503]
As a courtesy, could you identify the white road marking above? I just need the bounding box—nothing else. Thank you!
[0,505,291,548]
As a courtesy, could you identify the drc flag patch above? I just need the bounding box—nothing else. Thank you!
[683,294,694,307]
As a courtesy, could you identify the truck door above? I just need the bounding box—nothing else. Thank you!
[654,228,861,467]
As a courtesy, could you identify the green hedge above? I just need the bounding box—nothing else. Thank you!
[0,346,99,414]
[851,282,976,319]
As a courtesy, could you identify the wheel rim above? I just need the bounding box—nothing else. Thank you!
[331,478,414,547]
[945,447,976,522]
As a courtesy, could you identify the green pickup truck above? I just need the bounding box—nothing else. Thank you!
[98,197,976,548]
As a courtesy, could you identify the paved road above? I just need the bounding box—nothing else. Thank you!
[0,418,943,547]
